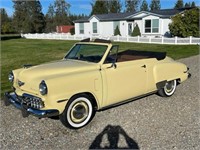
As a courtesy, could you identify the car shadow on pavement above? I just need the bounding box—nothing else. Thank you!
[89,125,139,149]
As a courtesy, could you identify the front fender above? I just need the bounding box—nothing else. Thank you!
[44,70,102,114]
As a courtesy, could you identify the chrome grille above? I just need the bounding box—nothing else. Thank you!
[19,94,45,109]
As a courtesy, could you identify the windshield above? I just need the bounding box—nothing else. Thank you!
[65,44,108,63]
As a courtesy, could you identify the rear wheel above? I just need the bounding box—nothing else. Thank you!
[60,94,95,129]
[158,80,177,97]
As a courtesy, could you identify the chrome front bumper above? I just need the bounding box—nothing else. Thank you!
[4,92,59,118]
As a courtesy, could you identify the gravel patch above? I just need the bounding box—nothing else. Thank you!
[0,55,199,150]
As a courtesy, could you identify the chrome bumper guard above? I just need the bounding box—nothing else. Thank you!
[4,92,59,118]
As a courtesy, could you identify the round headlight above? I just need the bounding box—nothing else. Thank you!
[39,80,48,95]
[8,72,14,82]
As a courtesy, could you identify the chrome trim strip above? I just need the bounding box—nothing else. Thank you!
[4,92,59,118]
[99,91,157,111]
[57,99,68,103]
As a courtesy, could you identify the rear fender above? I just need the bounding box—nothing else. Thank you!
[154,62,187,84]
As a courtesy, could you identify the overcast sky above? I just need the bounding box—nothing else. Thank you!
[1,0,199,16]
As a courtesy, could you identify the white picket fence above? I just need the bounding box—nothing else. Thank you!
[21,33,200,45]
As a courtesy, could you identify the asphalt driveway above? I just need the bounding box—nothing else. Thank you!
[0,55,199,149]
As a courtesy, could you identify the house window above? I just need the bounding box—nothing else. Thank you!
[93,22,97,33]
[152,19,159,33]
[79,23,84,34]
[145,19,159,33]
[113,21,120,33]
[145,20,151,33]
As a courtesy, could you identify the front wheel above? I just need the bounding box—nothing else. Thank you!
[158,80,177,97]
[60,94,95,129]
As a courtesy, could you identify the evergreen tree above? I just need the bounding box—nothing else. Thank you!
[150,0,161,11]
[45,4,56,32]
[185,2,191,8]
[0,8,14,33]
[140,0,149,11]
[29,0,45,33]
[191,1,196,7]
[54,0,71,26]
[131,24,141,36]
[174,0,184,9]
[125,0,140,12]
[114,25,121,36]
[13,0,45,33]
[108,0,122,13]
[90,0,108,15]
[13,0,26,33]
[69,14,88,25]
[0,8,9,23]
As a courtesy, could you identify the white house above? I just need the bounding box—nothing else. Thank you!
[74,8,192,37]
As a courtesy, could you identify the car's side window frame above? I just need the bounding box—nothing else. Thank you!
[103,45,119,64]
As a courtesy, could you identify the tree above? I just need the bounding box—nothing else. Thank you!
[70,27,75,35]
[90,0,108,15]
[131,24,141,36]
[140,0,149,11]
[0,8,14,33]
[184,2,191,8]
[191,1,196,7]
[13,0,26,33]
[108,0,122,13]
[150,0,161,11]
[169,8,199,37]
[13,0,45,33]
[174,0,184,9]
[54,0,71,26]
[29,0,45,33]
[0,8,9,24]
[69,14,88,25]
[125,0,140,12]
[45,4,56,32]
[114,25,121,36]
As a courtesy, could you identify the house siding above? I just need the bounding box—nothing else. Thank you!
[75,22,90,36]
[100,22,113,36]
[162,19,172,36]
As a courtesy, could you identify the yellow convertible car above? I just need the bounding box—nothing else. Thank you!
[5,38,191,129]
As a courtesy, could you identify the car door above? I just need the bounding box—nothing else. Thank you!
[100,46,147,107]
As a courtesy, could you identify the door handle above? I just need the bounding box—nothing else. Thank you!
[141,65,146,68]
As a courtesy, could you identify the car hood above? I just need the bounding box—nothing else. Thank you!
[16,59,99,94]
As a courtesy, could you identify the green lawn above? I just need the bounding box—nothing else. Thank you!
[1,38,199,97]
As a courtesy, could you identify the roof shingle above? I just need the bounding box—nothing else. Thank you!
[74,7,194,23]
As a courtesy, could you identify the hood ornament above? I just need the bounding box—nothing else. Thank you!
[18,80,25,87]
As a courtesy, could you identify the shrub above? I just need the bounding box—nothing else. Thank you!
[131,24,141,36]
[114,25,121,36]
[169,8,199,37]
[70,27,75,35]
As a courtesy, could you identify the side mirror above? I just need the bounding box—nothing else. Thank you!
[107,62,117,69]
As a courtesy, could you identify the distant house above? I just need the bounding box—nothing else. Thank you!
[74,8,193,37]
[56,25,74,33]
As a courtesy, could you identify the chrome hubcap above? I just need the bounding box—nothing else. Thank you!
[164,81,175,93]
[70,101,89,123]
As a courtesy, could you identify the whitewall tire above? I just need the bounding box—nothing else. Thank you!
[158,80,177,97]
[60,94,95,129]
